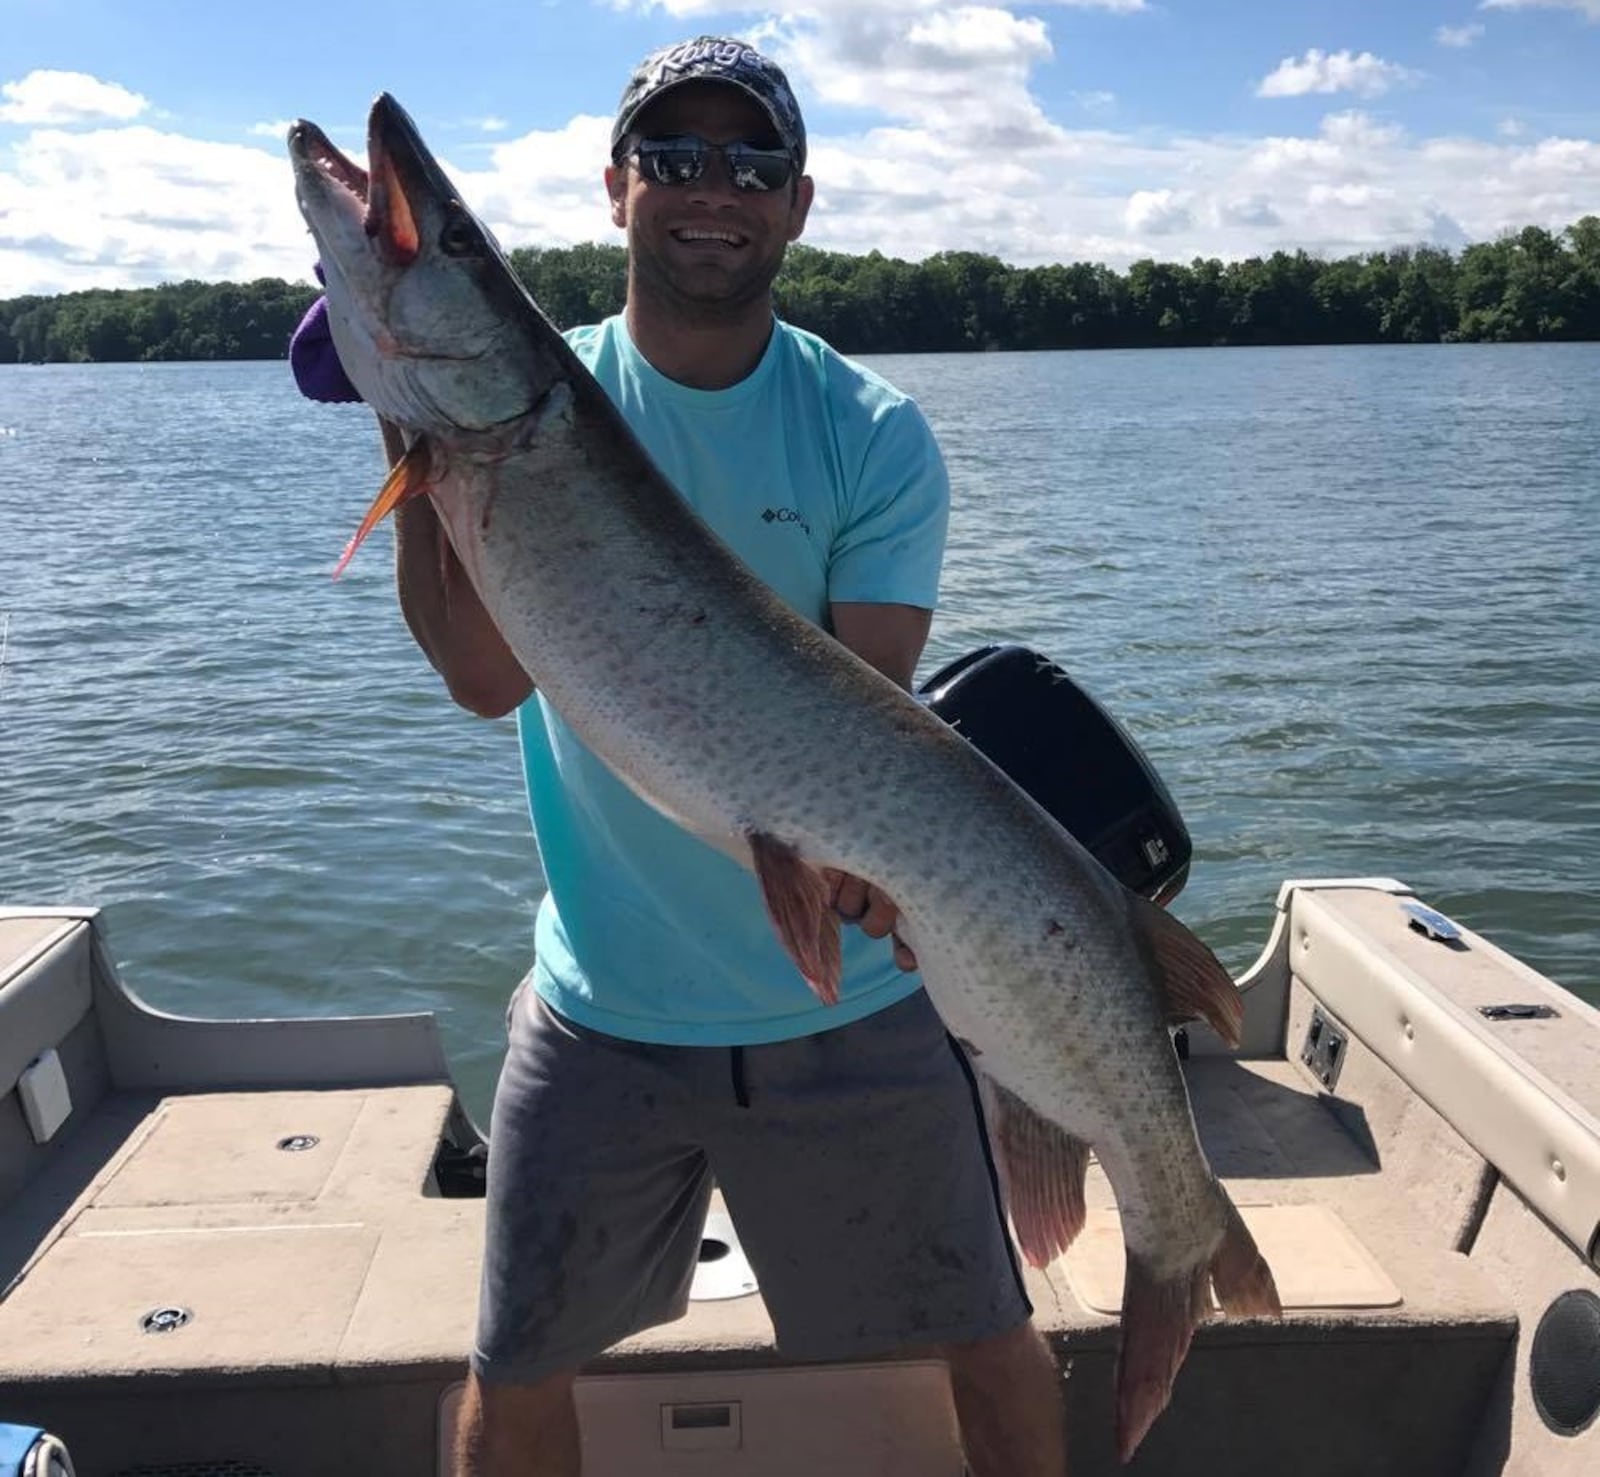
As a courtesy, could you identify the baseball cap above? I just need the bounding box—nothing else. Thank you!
[611,36,807,170]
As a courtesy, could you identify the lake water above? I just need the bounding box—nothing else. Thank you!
[3,345,1597,1123]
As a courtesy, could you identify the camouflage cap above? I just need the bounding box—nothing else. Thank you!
[611,36,807,170]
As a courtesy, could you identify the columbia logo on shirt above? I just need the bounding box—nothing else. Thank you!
[762,507,812,534]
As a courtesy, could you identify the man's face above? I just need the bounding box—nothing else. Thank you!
[606,81,813,318]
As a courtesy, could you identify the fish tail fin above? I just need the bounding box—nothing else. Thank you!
[1209,1190,1283,1318]
[1114,1189,1280,1462]
[1114,1251,1211,1464]
[977,1072,1090,1268]
[748,831,842,1005]
[1130,893,1245,1047]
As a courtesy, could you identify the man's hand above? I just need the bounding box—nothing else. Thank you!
[825,870,917,972]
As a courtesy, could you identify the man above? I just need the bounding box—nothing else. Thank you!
[297,35,1066,1477]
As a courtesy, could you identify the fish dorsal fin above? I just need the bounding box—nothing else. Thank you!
[1129,894,1244,1047]
[977,1071,1091,1269]
[748,831,842,1006]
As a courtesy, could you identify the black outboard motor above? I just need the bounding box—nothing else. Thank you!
[918,645,1191,906]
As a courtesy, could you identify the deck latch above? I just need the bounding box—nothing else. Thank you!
[1478,1003,1559,1021]
[1300,1006,1347,1091]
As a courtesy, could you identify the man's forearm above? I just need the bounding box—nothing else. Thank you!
[382,419,533,719]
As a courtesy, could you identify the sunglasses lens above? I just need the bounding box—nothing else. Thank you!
[635,137,793,192]
[641,142,706,185]
[727,147,793,192]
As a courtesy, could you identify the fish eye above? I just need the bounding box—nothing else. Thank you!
[439,214,479,257]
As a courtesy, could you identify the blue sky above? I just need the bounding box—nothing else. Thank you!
[3,0,1598,295]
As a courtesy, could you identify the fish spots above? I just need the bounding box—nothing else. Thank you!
[632,603,708,627]
[1045,918,1080,952]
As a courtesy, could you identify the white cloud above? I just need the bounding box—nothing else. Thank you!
[1480,0,1600,18]
[1219,195,1282,228]
[1257,49,1420,99]
[1125,188,1193,234]
[1499,117,1526,137]
[0,70,149,125]
[1436,22,1487,46]
[771,5,1064,149]
[475,115,510,133]
[905,6,1050,61]
[453,114,617,246]
[1073,90,1117,112]
[0,125,310,294]
[248,119,294,140]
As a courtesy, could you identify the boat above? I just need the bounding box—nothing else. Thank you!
[3,878,1597,1474]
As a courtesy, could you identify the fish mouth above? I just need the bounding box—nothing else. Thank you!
[288,118,369,207]
[288,96,445,268]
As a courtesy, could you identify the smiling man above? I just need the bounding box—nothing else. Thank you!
[372,35,1069,1477]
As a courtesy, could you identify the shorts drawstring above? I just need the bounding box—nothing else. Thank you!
[730,1045,750,1108]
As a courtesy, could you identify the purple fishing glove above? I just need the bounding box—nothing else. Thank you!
[288,264,362,403]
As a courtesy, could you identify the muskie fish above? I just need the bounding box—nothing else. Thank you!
[288,96,1281,1460]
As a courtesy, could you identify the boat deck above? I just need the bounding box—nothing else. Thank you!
[2,886,1597,1475]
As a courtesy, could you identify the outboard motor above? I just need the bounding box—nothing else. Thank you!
[918,645,1192,905]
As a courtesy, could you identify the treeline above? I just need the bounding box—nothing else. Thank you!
[4,218,1598,364]
[0,278,320,365]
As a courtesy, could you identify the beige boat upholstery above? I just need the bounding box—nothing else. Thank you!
[2,890,1596,1474]
[1261,883,1600,1477]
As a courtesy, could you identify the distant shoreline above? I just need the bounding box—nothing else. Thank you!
[5,220,1598,362]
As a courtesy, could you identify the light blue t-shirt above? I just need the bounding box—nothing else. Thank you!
[518,314,950,1045]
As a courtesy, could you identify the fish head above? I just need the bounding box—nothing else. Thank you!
[287,94,552,438]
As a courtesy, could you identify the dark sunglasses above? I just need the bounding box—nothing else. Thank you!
[626,134,796,193]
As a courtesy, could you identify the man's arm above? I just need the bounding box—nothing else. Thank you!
[827,599,932,971]
[383,419,533,720]
[831,601,933,691]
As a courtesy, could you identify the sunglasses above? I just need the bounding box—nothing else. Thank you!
[627,134,796,193]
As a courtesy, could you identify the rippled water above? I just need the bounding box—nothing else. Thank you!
[3,346,1597,1122]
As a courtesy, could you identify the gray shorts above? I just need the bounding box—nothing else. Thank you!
[471,984,1031,1384]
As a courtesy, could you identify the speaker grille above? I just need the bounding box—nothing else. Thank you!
[1530,1288,1600,1436]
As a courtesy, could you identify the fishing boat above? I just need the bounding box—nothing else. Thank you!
[3,873,1597,1475]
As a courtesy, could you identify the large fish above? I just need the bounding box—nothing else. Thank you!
[288,96,1281,1461]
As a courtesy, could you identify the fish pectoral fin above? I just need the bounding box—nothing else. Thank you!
[333,437,434,578]
[748,831,842,1005]
[1131,894,1245,1047]
[978,1074,1091,1269]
